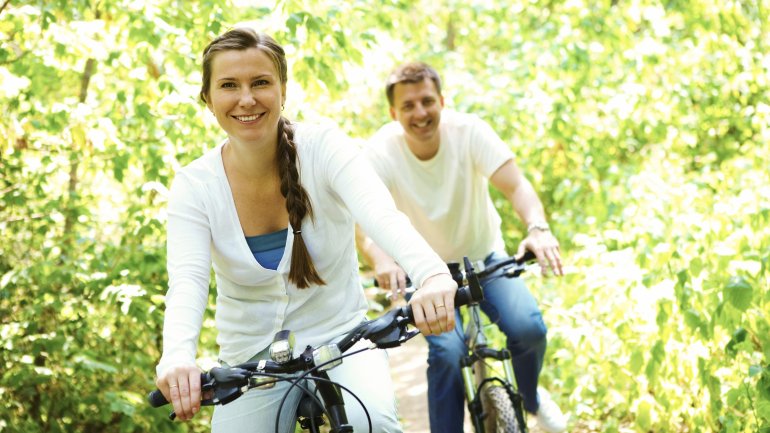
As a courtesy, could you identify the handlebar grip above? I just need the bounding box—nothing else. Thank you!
[147,372,211,408]
[518,249,537,264]
[147,389,169,408]
[371,276,412,287]
[454,285,478,306]
[401,285,480,323]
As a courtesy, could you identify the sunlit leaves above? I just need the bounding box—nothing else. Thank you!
[2,0,770,432]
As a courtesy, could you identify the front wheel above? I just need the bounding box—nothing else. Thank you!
[482,386,525,433]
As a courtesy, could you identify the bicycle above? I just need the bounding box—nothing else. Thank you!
[448,250,536,433]
[148,258,484,433]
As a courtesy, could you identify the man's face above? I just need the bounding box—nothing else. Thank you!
[389,77,444,148]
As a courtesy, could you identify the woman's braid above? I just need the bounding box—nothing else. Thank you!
[277,117,325,288]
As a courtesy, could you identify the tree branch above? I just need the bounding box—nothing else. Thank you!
[2,214,48,224]
[0,49,29,66]
[64,58,96,235]
[0,0,12,16]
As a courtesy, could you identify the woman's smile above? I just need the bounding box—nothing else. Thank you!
[232,113,263,123]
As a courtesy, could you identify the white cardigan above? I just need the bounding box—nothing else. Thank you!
[157,122,447,376]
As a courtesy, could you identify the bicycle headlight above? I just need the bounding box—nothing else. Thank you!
[269,330,295,364]
[312,344,342,371]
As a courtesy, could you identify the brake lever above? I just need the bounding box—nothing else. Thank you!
[373,325,419,349]
[363,307,417,348]
[362,308,401,340]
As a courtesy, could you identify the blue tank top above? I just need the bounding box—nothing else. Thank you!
[245,228,288,270]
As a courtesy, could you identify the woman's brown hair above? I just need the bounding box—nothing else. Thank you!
[201,28,324,289]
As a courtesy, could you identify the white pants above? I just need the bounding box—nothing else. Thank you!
[211,340,402,433]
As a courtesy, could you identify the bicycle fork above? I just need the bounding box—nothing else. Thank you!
[461,347,517,433]
[297,370,353,433]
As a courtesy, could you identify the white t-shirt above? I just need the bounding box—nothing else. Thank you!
[364,110,514,263]
[158,122,447,376]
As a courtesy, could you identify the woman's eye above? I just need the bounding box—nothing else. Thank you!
[252,79,269,87]
[221,82,236,88]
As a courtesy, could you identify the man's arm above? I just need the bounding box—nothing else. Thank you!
[355,224,409,299]
[489,159,564,276]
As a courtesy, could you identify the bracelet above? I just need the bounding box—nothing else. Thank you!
[527,221,550,233]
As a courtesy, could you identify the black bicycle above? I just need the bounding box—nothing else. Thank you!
[148,257,485,433]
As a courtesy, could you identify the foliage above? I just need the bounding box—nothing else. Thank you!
[1,0,768,432]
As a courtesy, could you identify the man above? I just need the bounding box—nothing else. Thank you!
[357,62,567,433]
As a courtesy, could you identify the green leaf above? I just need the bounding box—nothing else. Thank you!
[758,400,770,422]
[725,327,748,357]
[683,308,702,330]
[725,387,743,407]
[73,354,118,373]
[635,396,654,431]
[724,276,753,311]
[656,300,671,328]
[630,350,644,374]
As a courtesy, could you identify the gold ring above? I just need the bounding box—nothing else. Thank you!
[435,304,445,309]
[169,385,179,388]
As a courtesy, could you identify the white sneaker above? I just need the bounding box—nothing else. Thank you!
[535,388,567,433]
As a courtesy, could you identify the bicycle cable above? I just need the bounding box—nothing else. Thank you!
[274,346,373,433]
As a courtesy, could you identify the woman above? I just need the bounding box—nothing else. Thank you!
[154,27,457,433]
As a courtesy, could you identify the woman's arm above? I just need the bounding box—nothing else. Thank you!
[318,128,457,335]
[156,171,213,420]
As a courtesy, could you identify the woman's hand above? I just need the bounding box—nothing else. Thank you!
[156,364,203,421]
[409,273,457,336]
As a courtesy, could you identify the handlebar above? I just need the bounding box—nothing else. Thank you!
[148,282,482,410]
[448,250,537,284]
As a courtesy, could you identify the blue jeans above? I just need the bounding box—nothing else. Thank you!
[426,252,547,433]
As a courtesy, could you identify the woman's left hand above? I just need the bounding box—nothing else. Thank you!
[409,273,457,336]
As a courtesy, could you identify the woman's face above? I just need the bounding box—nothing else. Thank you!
[205,47,286,149]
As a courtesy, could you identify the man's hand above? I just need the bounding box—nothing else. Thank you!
[374,259,409,300]
[409,273,457,336]
[517,230,563,276]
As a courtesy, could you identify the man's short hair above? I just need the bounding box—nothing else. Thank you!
[385,62,442,107]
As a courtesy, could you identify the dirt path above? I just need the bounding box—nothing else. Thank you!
[387,336,474,432]
[387,336,432,433]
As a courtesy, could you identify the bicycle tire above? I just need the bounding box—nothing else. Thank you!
[482,385,524,433]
